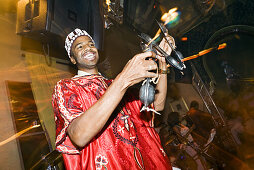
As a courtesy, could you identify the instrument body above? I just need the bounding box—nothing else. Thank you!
[138,21,186,110]
[139,78,155,108]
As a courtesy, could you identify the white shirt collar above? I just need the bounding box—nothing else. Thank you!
[73,70,101,78]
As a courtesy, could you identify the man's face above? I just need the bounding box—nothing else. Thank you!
[70,36,99,69]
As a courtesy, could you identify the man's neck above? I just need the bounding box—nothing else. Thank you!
[79,67,99,75]
[74,69,101,78]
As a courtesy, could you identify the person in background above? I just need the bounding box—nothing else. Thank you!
[184,101,214,145]
[52,28,173,169]
[167,112,207,170]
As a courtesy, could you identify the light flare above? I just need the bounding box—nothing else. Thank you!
[106,0,111,12]
[161,7,178,25]
[0,124,40,147]
[148,7,180,45]
[146,8,225,68]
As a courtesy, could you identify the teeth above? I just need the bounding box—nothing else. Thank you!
[83,53,95,60]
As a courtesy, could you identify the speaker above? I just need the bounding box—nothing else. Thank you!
[16,0,104,50]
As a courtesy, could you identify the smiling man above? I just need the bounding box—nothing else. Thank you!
[52,28,172,170]
[70,36,99,71]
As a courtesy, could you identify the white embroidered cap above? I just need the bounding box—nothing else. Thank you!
[65,28,94,58]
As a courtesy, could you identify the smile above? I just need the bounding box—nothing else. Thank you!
[82,52,95,60]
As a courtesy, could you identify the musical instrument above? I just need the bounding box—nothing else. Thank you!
[138,21,186,113]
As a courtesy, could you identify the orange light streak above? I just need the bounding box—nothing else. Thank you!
[147,29,161,45]
[106,0,111,12]
[182,43,227,62]
[0,124,40,147]
[217,43,227,50]
[198,48,213,56]
[181,37,188,41]
[166,43,227,68]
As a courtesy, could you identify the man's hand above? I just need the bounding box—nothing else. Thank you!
[157,34,175,71]
[159,34,175,55]
[118,51,158,90]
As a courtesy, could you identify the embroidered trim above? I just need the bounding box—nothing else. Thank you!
[112,115,138,146]
[134,146,145,170]
[95,154,108,170]
[54,77,111,154]
[65,28,94,58]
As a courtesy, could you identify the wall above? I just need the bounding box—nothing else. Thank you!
[0,13,29,170]
[0,12,73,169]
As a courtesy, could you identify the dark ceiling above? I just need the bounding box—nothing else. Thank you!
[8,0,254,84]
[102,0,254,83]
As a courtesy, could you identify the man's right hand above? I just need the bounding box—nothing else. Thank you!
[117,51,158,90]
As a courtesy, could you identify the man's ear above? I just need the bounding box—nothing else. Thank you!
[70,56,76,65]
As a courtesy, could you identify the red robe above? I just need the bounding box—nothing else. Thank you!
[52,74,171,170]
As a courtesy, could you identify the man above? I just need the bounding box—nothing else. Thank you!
[52,28,172,169]
[184,101,214,144]
[167,112,207,170]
